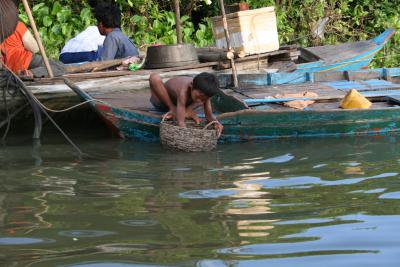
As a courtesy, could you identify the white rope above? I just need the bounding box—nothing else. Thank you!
[28,93,108,113]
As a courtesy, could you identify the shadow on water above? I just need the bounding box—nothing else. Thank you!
[1,130,400,266]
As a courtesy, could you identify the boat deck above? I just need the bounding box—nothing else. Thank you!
[92,77,400,117]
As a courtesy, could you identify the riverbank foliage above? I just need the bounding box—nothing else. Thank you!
[19,0,399,67]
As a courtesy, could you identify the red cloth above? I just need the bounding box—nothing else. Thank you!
[1,21,33,73]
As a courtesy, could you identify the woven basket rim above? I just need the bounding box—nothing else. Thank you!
[160,121,218,133]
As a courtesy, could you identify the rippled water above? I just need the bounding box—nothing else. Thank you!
[1,131,400,267]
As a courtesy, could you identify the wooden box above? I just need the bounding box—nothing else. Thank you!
[212,6,279,55]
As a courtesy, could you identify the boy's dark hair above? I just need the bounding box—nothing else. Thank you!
[12,0,19,6]
[193,72,220,97]
[88,0,112,9]
[88,0,98,9]
[94,2,121,28]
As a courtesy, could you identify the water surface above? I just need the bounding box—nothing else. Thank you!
[1,131,400,266]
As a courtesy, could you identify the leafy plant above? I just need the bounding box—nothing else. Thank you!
[17,0,400,68]
[124,6,214,48]
[19,1,94,59]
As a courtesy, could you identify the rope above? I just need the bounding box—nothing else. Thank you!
[1,69,22,141]
[1,78,11,142]
[34,99,96,113]
[1,65,83,155]
[39,105,83,156]
[28,91,109,113]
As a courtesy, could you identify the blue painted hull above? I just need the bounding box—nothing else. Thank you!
[90,101,400,143]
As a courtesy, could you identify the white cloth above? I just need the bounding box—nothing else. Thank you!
[61,26,105,54]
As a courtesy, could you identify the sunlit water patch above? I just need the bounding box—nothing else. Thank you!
[0,237,54,245]
[119,220,158,227]
[58,230,116,238]
[379,192,400,199]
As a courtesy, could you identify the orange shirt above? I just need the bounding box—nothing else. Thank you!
[0,21,33,73]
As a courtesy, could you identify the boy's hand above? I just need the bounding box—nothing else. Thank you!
[165,107,177,120]
[185,108,201,124]
[214,121,224,138]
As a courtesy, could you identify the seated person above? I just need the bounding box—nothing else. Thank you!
[149,72,224,136]
[0,20,65,78]
[59,1,105,64]
[94,2,139,61]
[59,26,105,64]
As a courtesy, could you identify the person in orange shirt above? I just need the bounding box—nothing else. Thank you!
[1,0,65,77]
[1,21,38,74]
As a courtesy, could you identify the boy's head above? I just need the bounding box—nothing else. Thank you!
[88,0,113,10]
[88,0,98,9]
[95,2,121,35]
[192,73,220,102]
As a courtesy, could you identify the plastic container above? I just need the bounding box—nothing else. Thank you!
[340,89,372,109]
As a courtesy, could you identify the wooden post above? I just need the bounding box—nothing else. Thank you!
[22,0,54,78]
[174,0,182,44]
[217,0,239,88]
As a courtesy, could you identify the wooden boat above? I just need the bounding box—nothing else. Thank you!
[201,28,395,73]
[293,28,395,72]
[1,29,395,121]
[67,67,400,142]
[218,28,396,86]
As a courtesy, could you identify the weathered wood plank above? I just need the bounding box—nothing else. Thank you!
[305,41,376,63]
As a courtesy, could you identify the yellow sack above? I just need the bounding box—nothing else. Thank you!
[340,89,372,109]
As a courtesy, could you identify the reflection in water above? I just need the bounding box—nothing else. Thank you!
[0,237,54,245]
[63,263,171,267]
[1,135,400,266]
[58,230,116,238]
[218,213,400,266]
[226,170,275,239]
[119,219,158,227]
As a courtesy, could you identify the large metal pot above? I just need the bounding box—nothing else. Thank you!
[144,44,199,69]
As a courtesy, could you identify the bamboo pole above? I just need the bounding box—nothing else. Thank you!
[217,0,238,88]
[174,0,182,44]
[22,0,54,78]
[64,59,123,74]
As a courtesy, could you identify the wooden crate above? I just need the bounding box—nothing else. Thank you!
[212,6,279,55]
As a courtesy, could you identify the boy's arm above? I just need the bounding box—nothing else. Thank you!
[204,99,216,122]
[204,99,224,136]
[176,93,187,128]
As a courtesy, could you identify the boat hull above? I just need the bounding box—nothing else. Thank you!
[95,103,400,143]
[218,108,400,142]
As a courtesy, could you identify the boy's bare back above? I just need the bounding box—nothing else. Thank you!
[164,76,194,105]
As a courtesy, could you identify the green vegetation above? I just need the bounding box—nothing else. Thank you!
[19,0,399,67]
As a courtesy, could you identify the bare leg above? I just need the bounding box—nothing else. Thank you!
[149,73,175,112]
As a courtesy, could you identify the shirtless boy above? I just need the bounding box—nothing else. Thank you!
[149,72,224,136]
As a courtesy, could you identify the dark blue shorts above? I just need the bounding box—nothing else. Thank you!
[59,51,98,64]
[150,98,169,112]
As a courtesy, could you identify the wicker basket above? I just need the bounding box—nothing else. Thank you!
[160,116,219,152]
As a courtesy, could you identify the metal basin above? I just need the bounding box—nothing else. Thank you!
[144,44,199,69]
